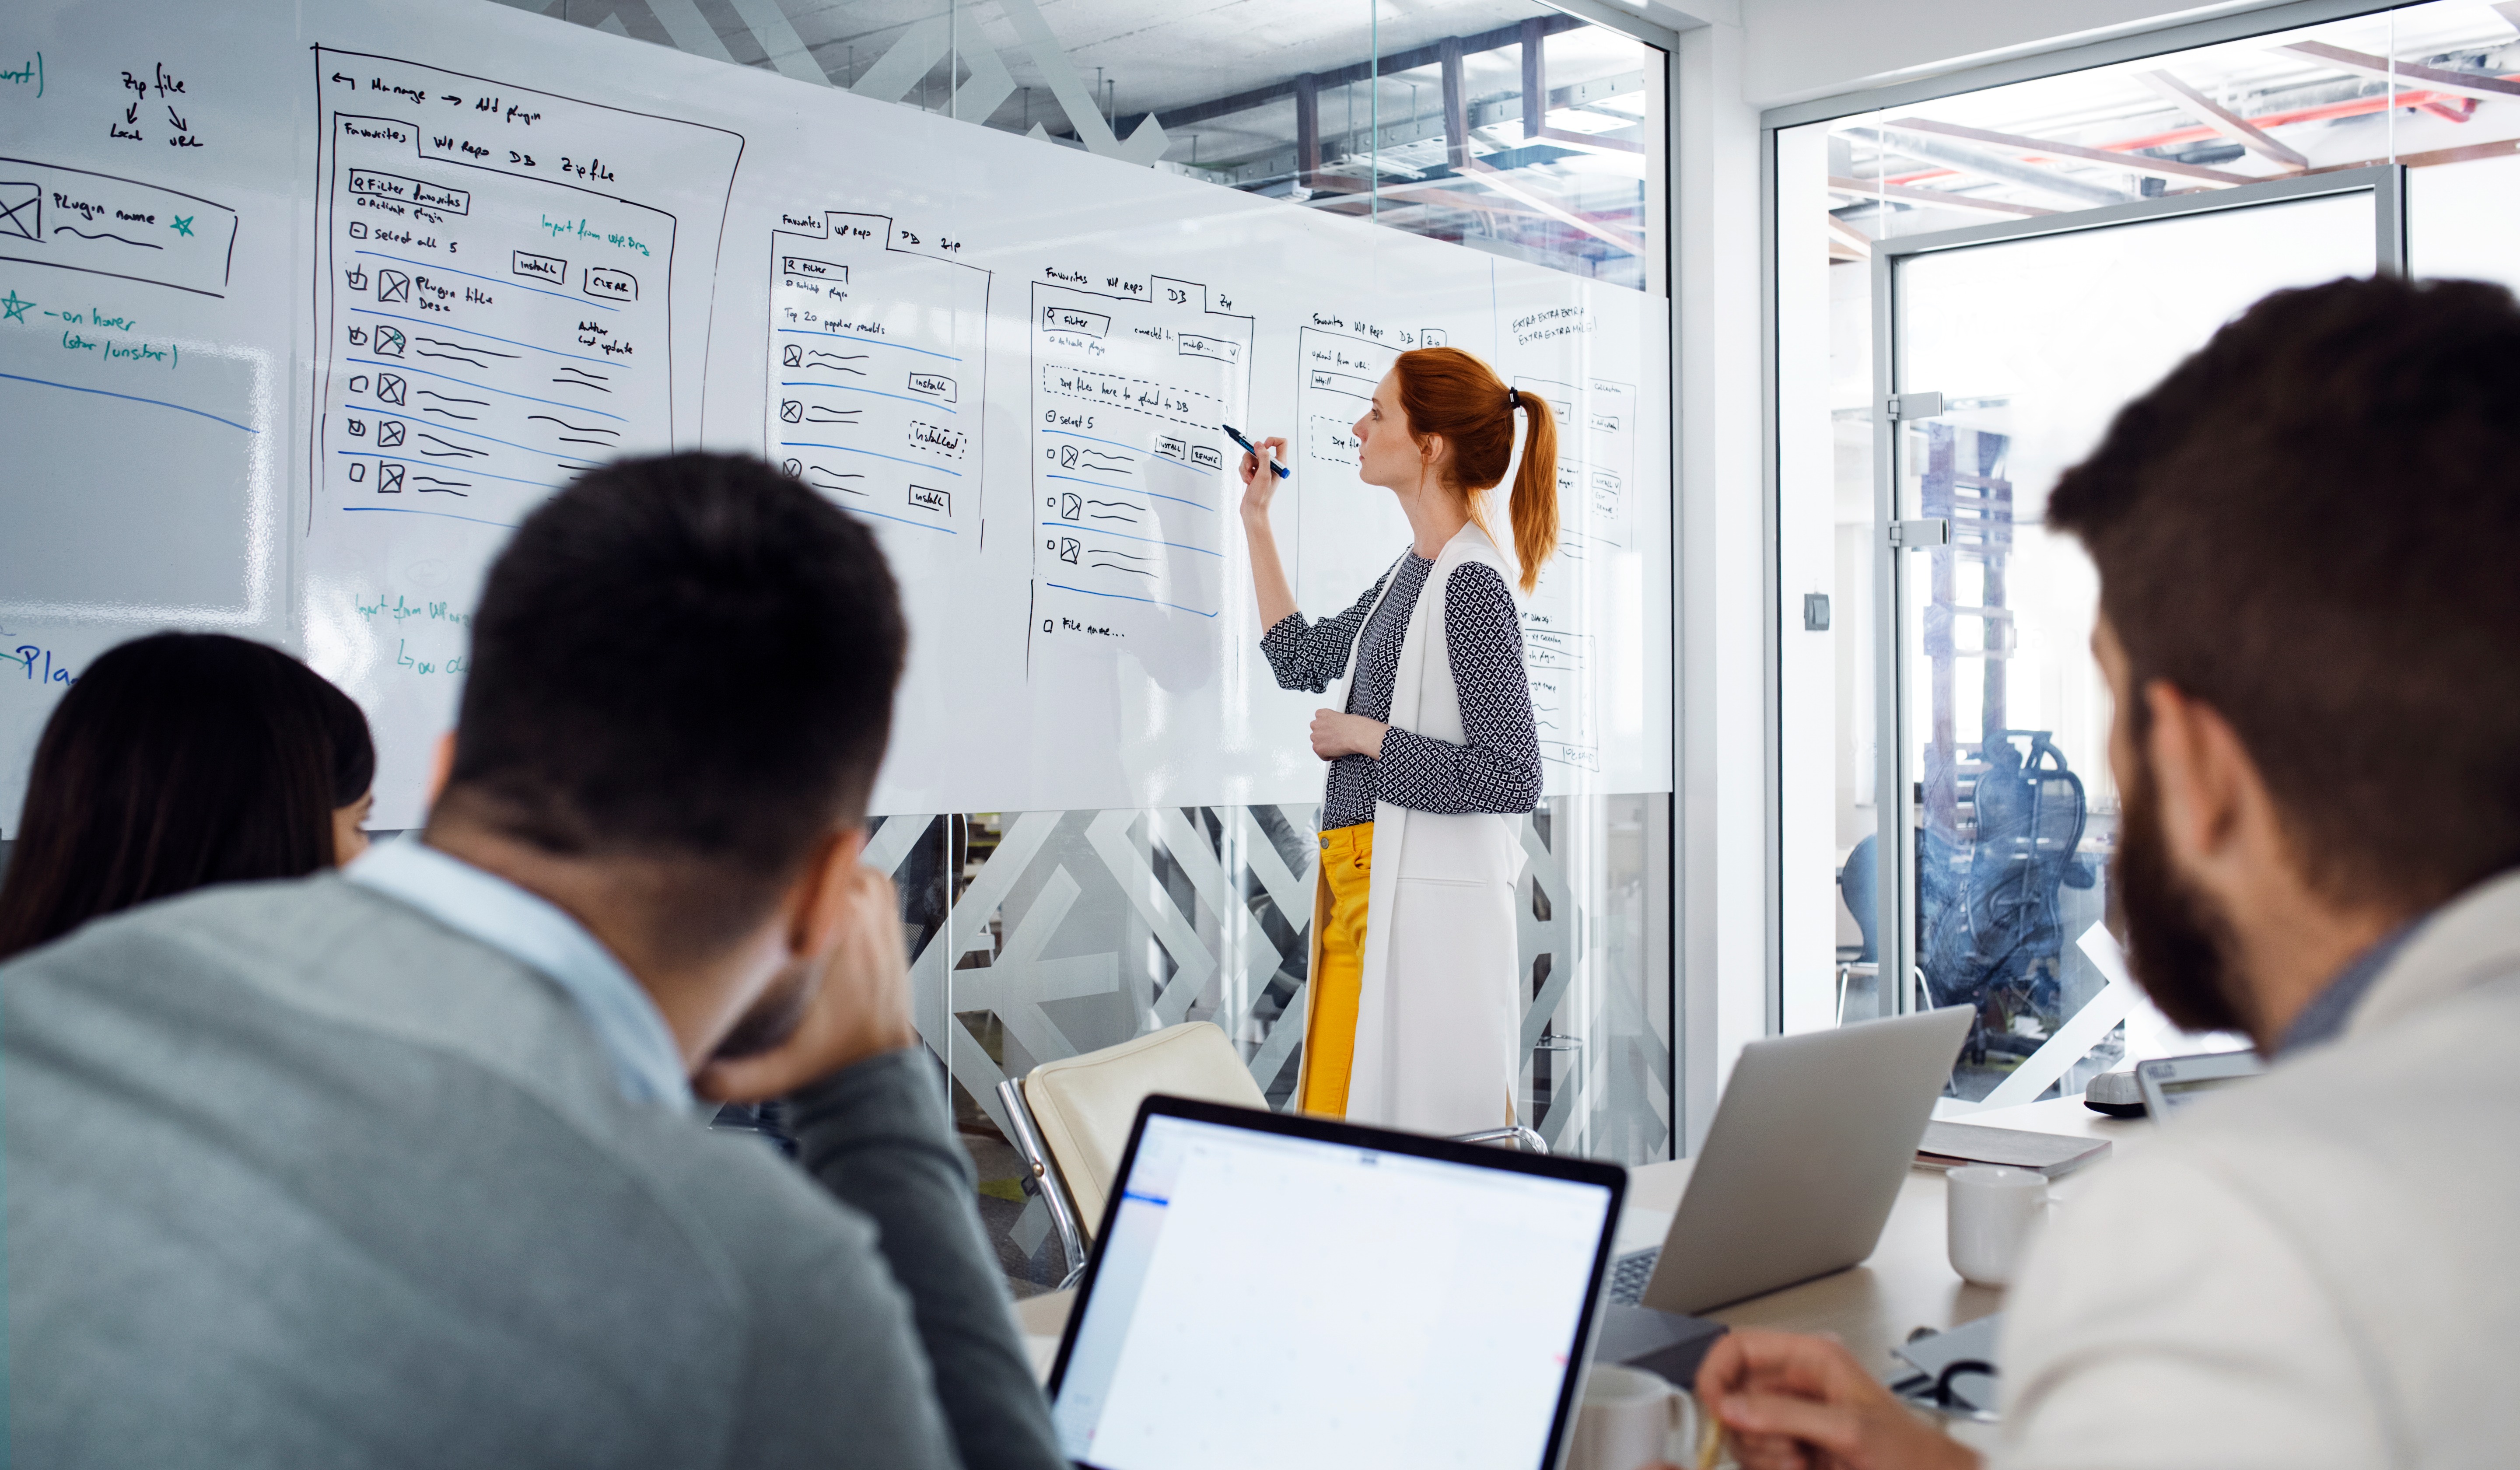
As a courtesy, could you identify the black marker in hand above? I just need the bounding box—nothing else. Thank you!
[1223,423,1288,479]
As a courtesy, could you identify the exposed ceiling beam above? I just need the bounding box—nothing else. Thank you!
[1521,16,1645,156]
[1826,175,2054,217]
[1462,158,1646,255]
[1872,128,2133,207]
[2133,69,2309,169]
[1889,116,2258,187]
[2275,40,2520,103]
[1151,14,1587,132]
[1826,215,1872,259]
[1303,176,1554,223]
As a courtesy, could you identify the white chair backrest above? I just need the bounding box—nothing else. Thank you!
[1023,1021,1268,1230]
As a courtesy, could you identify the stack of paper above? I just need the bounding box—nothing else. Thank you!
[1914,1121,2111,1178]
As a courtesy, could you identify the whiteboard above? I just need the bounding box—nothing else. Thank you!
[0,0,1672,831]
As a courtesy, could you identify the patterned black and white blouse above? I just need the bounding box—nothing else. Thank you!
[1260,551,1544,832]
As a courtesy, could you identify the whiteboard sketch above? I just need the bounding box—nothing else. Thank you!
[766,210,990,544]
[303,47,743,822]
[2,0,1670,829]
[1028,271,1251,680]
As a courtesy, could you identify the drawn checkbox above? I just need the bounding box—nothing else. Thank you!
[780,400,802,423]
[0,182,40,243]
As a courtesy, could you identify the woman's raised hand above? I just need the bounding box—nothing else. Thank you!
[1238,435,1288,522]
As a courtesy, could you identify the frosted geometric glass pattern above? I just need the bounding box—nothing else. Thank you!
[865,797,1670,1294]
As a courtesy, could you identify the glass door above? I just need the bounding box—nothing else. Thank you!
[1869,171,2395,1106]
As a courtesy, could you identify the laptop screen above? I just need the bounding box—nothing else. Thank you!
[1049,1109,1618,1470]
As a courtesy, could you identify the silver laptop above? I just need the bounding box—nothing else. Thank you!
[1048,1095,1628,1470]
[1608,1006,1974,1314]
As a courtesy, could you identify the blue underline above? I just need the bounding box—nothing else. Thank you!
[340,504,524,530]
[1040,426,1217,476]
[353,249,619,312]
[850,506,957,534]
[344,356,627,422]
[350,308,619,367]
[334,449,570,492]
[1047,583,1219,619]
[1046,475,1212,513]
[776,326,958,362]
[780,379,956,413]
[1040,428,1144,455]
[1042,522,1221,559]
[782,441,962,477]
[342,408,606,467]
[0,371,259,433]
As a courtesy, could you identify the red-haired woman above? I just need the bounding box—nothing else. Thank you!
[1238,346,1558,1135]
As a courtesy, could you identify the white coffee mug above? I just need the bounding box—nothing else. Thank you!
[1568,1363,1706,1470]
[1946,1164,2048,1287]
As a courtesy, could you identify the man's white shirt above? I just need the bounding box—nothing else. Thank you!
[1998,868,2520,1468]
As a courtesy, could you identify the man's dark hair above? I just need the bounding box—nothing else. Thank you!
[444,454,904,934]
[0,633,364,960]
[2051,275,2520,910]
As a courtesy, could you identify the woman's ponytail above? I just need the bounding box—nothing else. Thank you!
[1506,389,1558,595]
[1392,347,1562,595]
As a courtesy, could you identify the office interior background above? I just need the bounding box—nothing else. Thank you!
[177,0,2520,1290]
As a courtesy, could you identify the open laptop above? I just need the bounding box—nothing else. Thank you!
[1047,1095,1628,1470]
[1608,1006,1974,1314]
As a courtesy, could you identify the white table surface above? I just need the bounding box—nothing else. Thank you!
[1013,1094,2150,1404]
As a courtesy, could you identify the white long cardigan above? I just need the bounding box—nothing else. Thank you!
[1294,520,1522,1135]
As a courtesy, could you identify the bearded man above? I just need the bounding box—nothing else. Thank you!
[1697,275,2520,1470]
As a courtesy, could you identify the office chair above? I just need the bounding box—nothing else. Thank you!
[1918,729,2093,1065]
[997,1020,1546,1289]
[1835,833,1881,1023]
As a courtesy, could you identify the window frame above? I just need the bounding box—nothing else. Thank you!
[1760,0,2416,1040]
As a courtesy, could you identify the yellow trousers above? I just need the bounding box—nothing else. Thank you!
[1300,822,1373,1117]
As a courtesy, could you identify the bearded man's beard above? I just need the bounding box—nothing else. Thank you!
[2113,753,2254,1038]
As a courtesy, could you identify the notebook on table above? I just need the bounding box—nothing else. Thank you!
[1914,1120,2111,1179]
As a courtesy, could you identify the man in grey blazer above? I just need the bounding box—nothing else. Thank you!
[6,454,1065,1469]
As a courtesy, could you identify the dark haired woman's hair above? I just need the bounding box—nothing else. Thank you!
[0,633,376,960]
[1391,346,1559,592]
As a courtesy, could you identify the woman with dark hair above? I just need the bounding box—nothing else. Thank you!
[1236,346,1559,1135]
[0,633,377,960]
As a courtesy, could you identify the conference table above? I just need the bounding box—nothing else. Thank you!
[1013,1092,2146,1447]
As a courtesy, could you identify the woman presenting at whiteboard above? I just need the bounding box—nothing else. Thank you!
[1238,347,1557,1136]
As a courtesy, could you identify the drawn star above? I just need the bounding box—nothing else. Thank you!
[170,215,194,238]
[0,290,33,324]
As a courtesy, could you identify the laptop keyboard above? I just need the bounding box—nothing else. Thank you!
[1607,1245,1661,1306]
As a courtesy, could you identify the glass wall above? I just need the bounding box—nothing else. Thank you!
[509,0,1676,1292]
[514,0,1663,290]
[877,794,1668,1291]
[1778,0,2516,1104]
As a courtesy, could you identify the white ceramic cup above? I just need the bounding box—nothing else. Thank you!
[1568,1364,1706,1470]
[1946,1164,2048,1287]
